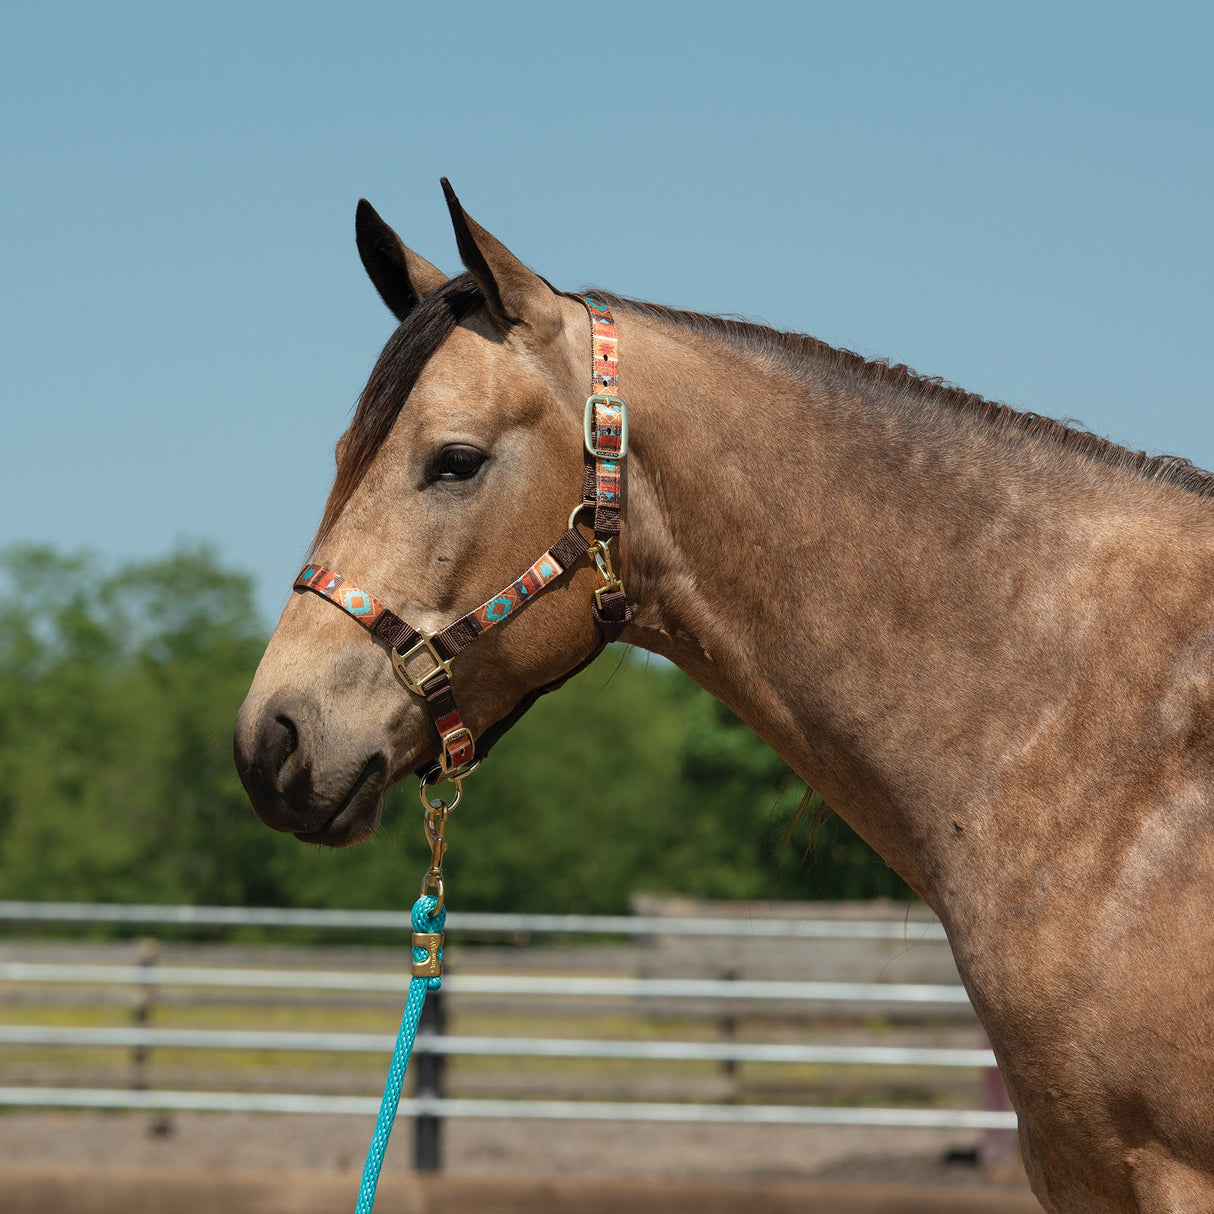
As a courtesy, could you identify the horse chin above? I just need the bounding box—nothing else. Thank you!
[293,795,383,848]
[293,738,436,847]
[389,738,441,786]
[291,754,388,848]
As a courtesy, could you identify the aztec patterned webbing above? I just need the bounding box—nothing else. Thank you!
[295,565,389,631]
[469,549,567,633]
[585,296,619,392]
[582,297,626,520]
[589,402,623,505]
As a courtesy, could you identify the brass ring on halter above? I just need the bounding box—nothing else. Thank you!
[418,776,462,815]
[568,501,595,531]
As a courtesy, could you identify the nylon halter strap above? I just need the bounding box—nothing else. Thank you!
[293,296,631,782]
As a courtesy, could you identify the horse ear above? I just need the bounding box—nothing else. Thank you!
[440,178,561,340]
[355,199,448,322]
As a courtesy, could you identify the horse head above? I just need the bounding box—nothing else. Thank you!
[234,183,625,845]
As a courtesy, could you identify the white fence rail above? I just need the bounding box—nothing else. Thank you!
[0,899,948,941]
[0,1087,1016,1129]
[0,1024,997,1068]
[0,900,1009,1150]
[0,961,971,1005]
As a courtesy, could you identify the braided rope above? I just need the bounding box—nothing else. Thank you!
[355,895,445,1213]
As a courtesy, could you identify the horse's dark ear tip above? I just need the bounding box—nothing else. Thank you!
[440,177,457,205]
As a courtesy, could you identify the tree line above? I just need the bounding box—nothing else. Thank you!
[0,544,911,916]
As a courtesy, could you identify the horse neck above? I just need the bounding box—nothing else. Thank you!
[617,315,1214,909]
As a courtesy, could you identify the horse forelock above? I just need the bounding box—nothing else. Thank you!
[587,289,1214,504]
[312,273,485,552]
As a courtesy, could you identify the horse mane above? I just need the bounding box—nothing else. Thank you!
[589,290,1214,502]
[316,277,1214,552]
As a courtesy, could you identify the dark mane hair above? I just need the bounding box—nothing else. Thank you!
[313,273,484,548]
[590,290,1214,501]
[316,279,1214,550]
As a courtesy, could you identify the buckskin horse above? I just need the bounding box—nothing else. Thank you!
[234,182,1214,1211]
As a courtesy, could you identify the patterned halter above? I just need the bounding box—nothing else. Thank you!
[292,297,631,783]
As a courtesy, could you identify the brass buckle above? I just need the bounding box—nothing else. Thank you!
[391,630,452,694]
[583,394,629,459]
[439,725,476,777]
[419,775,463,813]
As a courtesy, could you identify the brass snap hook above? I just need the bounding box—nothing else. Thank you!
[588,538,623,609]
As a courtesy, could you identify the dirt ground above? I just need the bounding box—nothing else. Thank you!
[0,1110,1039,1213]
[0,1108,1030,1185]
[2,1166,1045,1214]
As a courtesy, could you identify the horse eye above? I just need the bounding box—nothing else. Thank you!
[433,445,486,482]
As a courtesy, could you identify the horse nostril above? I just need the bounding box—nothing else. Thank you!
[272,713,300,779]
[233,699,317,830]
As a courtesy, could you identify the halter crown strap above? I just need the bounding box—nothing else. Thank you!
[584,297,626,538]
[581,297,630,636]
[293,296,630,781]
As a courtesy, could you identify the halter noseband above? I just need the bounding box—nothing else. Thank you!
[292,296,631,784]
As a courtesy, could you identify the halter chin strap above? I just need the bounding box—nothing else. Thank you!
[293,297,631,783]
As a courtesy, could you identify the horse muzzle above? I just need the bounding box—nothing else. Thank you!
[233,695,389,846]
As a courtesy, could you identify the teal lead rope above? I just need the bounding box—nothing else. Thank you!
[355,775,458,1212]
[355,894,446,1213]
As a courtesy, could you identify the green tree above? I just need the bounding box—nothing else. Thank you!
[0,544,295,906]
[0,543,909,916]
[668,690,913,902]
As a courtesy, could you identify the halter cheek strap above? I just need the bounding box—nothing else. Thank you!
[293,297,631,781]
[295,523,592,774]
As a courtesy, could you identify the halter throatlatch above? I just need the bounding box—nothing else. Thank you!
[293,297,631,782]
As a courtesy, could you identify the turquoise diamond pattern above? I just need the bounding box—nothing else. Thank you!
[484,596,513,623]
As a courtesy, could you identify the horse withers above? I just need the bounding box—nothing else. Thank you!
[234,182,1214,1212]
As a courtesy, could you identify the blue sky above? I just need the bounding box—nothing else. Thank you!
[3,2,1211,624]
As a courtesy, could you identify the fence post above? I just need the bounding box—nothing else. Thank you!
[720,965,739,1104]
[131,936,171,1137]
[413,989,445,1172]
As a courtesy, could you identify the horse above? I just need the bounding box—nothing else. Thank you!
[234,181,1214,1212]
